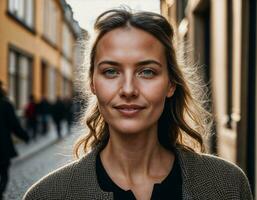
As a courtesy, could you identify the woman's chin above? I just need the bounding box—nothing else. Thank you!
[109,121,155,136]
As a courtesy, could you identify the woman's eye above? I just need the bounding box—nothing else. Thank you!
[138,69,156,78]
[103,68,118,78]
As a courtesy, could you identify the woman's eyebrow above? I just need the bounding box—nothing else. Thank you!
[137,60,162,67]
[96,60,120,67]
[97,60,162,68]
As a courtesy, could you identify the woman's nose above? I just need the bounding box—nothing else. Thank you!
[119,73,139,98]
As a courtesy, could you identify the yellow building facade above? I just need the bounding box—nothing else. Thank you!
[160,0,257,196]
[0,0,82,111]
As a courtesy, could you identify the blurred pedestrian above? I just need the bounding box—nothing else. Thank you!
[23,8,253,200]
[37,96,51,135]
[0,81,29,200]
[51,97,65,139]
[63,97,74,134]
[24,95,38,140]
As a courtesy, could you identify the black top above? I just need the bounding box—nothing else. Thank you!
[96,151,182,200]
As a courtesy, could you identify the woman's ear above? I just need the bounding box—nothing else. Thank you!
[90,81,96,95]
[167,82,176,98]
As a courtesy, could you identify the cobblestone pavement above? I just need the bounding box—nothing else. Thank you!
[3,128,84,200]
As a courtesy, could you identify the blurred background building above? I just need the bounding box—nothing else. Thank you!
[160,0,256,196]
[0,0,86,114]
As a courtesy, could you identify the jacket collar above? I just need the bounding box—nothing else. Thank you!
[81,143,196,200]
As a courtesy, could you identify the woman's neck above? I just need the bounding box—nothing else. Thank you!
[100,128,174,186]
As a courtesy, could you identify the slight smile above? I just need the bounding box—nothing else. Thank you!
[113,104,146,117]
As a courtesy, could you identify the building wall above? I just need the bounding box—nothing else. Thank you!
[0,0,79,110]
[210,0,237,161]
[161,0,257,194]
[160,0,252,168]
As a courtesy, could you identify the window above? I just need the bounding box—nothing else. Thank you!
[176,0,188,23]
[226,0,233,129]
[8,51,17,104]
[41,61,48,97]
[48,67,56,102]
[43,0,58,45]
[26,0,34,27]
[62,23,72,59]
[62,77,71,98]
[19,57,30,107]
[8,48,33,109]
[8,0,34,29]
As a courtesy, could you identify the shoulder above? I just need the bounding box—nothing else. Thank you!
[179,148,248,182]
[0,98,12,109]
[177,149,253,199]
[23,152,98,200]
[196,151,246,177]
[23,160,78,200]
[0,99,15,115]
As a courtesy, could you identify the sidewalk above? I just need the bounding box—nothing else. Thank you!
[13,122,70,164]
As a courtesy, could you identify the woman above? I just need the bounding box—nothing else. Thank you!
[23,8,253,200]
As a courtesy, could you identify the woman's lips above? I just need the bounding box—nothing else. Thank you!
[114,104,145,117]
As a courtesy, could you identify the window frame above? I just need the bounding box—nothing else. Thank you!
[7,44,34,110]
[6,0,36,34]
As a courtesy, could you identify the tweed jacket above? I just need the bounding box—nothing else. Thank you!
[23,144,253,200]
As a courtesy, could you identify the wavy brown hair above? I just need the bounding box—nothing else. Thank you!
[74,8,212,158]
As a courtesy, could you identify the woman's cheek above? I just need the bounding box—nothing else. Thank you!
[94,78,119,103]
[140,81,169,102]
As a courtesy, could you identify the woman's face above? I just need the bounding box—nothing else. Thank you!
[91,27,175,135]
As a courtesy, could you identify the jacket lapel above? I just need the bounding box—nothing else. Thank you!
[176,148,198,200]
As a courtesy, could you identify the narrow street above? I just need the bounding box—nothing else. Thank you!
[4,126,84,200]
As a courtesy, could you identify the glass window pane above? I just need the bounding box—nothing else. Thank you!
[14,0,19,14]
[19,56,29,77]
[17,0,25,19]
[9,51,16,74]
[49,1,54,41]
[8,50,17,106]
[18,56,29,108]
[8,75,16,104]
[8,0,15,12]
[62,24,71,57]
[46,0,51,38]
[48,67,56,101]
[25,0,34,27]
[19,75,28,108]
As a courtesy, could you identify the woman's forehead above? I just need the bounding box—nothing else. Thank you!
[95,27,166,62]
